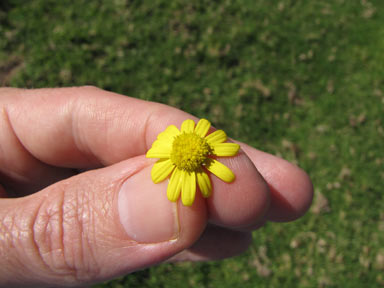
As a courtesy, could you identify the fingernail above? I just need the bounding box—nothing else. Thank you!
[118,165,179,243]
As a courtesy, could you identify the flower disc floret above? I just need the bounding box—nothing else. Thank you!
[170,132,210,172]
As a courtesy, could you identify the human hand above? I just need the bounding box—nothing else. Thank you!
[0,87,313,287]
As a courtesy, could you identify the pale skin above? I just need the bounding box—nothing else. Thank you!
[0,86,313,287]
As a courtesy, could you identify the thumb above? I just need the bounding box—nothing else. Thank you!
[0,156,206,287]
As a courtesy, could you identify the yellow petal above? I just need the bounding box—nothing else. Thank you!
[146,140,171,158]
[195,119,211,137]
[151,159,175,183]
[205,158,235,183]
[181,119,195,133]
[146,146,171,158]
[152,139,172,147]
[167,169,182,202]
[157,125,180,141]
[196,170,212,198]
[181,171,196,206]
[205,130,227,145]
[211,143,240,157]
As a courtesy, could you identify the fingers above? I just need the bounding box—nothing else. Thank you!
[0,86,191,194]
[205,150,270,229]
[0,86,314,286]
[240,143,314,222]
[0,86,312,234]
[0,86,272,228]
[0,156,207,287]
[0,86,190,168]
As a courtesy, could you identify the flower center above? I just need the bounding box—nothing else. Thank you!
[170,132,210,172]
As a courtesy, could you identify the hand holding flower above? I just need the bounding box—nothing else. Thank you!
[0,87,313,287]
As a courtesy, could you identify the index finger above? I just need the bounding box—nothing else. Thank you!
[2,86,192,167]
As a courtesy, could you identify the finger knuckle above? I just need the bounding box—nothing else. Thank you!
[32,180,100,283]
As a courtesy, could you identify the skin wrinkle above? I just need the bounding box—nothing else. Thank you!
[70,94,103,168]
[102,101,138,165]
[142,104,153,154]
[33,185,76,281]
[62,182,93,282]
[0,208,19,279]
[70,89,138,167]
[63,185,80,280]
[47,191,65,275]
[28,178,100,285]
[76,178,101,281]
[10,198,56,287]
[101,108,119,165]
[57,186,68,276]
[30,199,52,272]
[85,99,120,167]
[68,169,120,281]
[94,185,116,244]
[76,194,91,282]
[36,193,79,282]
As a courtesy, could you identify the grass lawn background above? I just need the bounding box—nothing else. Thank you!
[1,0,383,287]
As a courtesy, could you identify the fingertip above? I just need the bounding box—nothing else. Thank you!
[206,150,271,229]
[267,165,313,222]
[240,144,314,222]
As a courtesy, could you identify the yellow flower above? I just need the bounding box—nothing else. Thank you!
[146,119,240,206]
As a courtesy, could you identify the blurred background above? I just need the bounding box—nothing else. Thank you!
[1,0,383,287]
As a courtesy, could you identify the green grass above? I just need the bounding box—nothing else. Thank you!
[1,0,384,287]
